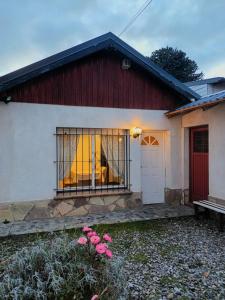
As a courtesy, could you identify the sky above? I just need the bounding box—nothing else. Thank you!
[0,0,225,78]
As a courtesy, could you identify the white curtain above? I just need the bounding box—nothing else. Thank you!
[58,134,80,183]
[101,135,125,184]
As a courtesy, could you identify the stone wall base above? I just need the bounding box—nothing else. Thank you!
[182,189,190,205]
[165,188,183,206]
[0,192,142,223]
[165,188,192,206]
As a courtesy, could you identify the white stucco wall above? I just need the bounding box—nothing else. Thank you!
[182,103,225,201]
[0,102,182,203]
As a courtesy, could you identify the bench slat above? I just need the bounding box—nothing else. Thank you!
[193,200,225,232]
[196,201,225,213]
[193,201,225,214]
[193,200,225,210]
[200,200,225,210]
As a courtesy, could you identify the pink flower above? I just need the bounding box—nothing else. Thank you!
[87,231,97,238]
[103,233,112,243]
[77,237,87,245]
[96,243,107,254]
[105,249,113,259]
[90,235,101,245]
[82,226,92,232]
[91,295,99,300]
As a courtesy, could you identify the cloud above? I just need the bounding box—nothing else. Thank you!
[206,60,225,77]
[0,0,225,78]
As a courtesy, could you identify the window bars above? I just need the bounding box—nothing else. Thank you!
[55,128,130,194]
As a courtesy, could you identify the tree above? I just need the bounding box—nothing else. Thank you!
[148,47,203,82]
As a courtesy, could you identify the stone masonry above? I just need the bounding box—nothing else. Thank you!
[0,192,142,223]
[0,204,194,237]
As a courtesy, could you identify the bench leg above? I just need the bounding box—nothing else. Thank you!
[218,214,224,232]
[205,208,210,219]
[194,204,200,220]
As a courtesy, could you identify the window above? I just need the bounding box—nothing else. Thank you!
[56,128,130,193]
[141,135,159,146]
[193,130,208,153]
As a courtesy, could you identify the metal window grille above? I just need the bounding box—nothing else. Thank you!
[55,128,130,194]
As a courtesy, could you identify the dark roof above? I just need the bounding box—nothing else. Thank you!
[185,77,225,87]
[0,32,199,100]
[166,90,225,117]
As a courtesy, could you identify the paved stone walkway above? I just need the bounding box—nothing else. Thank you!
[0,204,194,237]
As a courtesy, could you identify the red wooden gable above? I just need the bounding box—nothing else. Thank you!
[1,51,185,110]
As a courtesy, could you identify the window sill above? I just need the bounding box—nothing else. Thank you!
[54,190,132,200]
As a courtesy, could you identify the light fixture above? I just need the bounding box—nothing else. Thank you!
[0,96,12,104]
[131,127,142,138]
[122,58,131,70]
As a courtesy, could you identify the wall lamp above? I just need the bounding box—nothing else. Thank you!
[0,96,12,104]
[131,127,142,138]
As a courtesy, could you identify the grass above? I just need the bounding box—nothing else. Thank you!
[159,275,179,286]
[128,252,149,264]
[0,219,167,263]
[157,244,183,258]
[94,219,166,235]
[94,220,168,251]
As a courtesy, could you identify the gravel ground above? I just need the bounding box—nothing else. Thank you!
[108,217,225,300]
[1,216,225,299]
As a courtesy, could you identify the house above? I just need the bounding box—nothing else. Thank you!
[186,77,225,97]
[167,90,225,205]
[0,32,224,222]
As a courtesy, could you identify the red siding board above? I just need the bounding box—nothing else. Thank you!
[1,51,184,110]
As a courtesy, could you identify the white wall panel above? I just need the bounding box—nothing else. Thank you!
[0,102,181,203]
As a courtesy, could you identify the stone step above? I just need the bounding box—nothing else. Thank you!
[0,204,194,237]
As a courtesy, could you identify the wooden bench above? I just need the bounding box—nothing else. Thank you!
[193,200,225,232]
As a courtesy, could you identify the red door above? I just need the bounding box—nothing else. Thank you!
[190,126,209,201]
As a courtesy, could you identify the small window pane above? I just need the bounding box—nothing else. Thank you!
[144,136,149,143]
[193,130,208,153]
[152,140,159,146]
[96,135,125,186]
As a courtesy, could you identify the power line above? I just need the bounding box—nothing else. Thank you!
[119,0,153,36]
[119,0,151,36]
[119,0,153,37]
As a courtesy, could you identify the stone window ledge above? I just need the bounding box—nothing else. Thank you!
[54,190,132,200]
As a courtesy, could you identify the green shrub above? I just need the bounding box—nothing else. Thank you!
[0,228,127,300]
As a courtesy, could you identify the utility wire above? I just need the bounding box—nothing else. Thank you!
[119,0,151,36]
[119,0,153,37]
[119,0,152,36]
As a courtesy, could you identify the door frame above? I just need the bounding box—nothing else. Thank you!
[189,125,209,202]
[140,130,166,204]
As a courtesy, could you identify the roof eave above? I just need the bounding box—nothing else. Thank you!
[186,77,225,87]
[166,97,225,118]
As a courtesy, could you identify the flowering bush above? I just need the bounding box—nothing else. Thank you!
[76,227,116,299]
[0,227,127,300]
